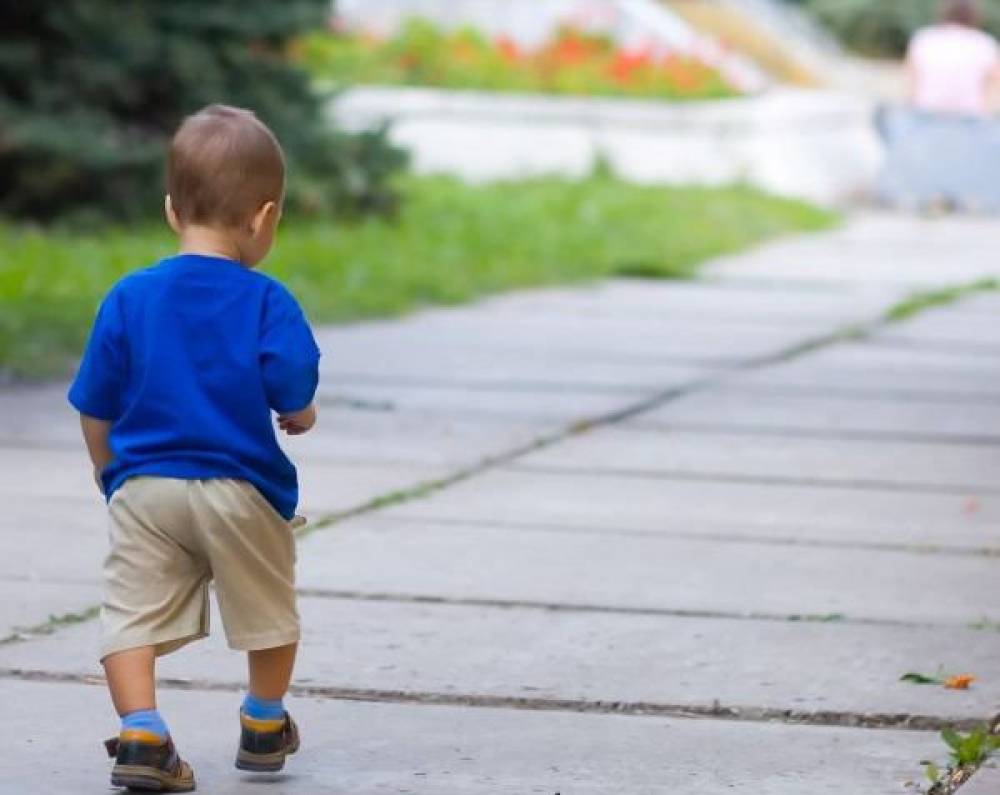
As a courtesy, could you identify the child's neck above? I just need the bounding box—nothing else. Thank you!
[178,225,244,263]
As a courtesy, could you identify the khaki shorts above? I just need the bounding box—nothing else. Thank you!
[102,477,299,660]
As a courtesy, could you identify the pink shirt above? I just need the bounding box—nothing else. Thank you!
[908,24,999,116]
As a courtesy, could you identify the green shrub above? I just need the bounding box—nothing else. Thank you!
[799,0,1000,57]
[0,1,406,222]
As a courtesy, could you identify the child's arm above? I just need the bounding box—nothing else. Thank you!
[261,284,321,433]
[79,414,113,493]
[278,403,317,436]
[69,287,126,494]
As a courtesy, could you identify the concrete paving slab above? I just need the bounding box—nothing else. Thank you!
[338,308,833,352]
[0,496,104,583]
[734,358,1000,402]
[478,278,899,326]
[9,596,998,721]
[959,292,1000,315]
[874,307,1000,348]
[315,317,815,366]
[314,322,798,373]
[297,461,455,516]
[371,296,845,331]
[0,381,610,462]
[381,469,1000,548]
[0,383,73,446]
[319,382,650,423]
[863,337,1000,360]
[517,427,1000,493]
[291,518,1000,625]
[0,447,100,500]
[175,599,1000,721]
[961,764,1000,795]
[0,366,661,454]
[321,342,743,379]
[286,411,550,468]
[3,409,557,469]
[0,447,453,518]
[0,678,940,795]
[0,382,584,454]
[739,343,1000,397]
[706,215,1000,289]
[0,580,99,638]
[320,343,727,387]
[633,389,1000,442]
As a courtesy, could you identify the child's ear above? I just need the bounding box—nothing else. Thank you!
[251,201,280,236]
[164,195,182,234]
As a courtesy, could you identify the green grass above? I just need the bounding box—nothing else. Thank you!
[885,278,999,323]
[0,175,836,379]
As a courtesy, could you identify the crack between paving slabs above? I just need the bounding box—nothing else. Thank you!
[0,581,989,634]
[361,513,1000,559]
[628,420,1000,448]
[293,587,949,629]
[505,463,1000,498]
[710,382,1000,407]
[0,666,987,733]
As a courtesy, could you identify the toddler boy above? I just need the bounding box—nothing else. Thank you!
[68,104,320,791]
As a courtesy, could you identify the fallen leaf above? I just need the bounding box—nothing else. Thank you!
[944,674,975,690]
[901,672,941,685]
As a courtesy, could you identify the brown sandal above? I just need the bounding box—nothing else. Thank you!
[105,730,196,792]
[235,711,300,773]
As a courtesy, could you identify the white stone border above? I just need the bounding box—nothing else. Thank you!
[331,86,883,205]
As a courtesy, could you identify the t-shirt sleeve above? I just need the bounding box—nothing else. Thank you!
[260,282,321,414]
[67,288,127,421]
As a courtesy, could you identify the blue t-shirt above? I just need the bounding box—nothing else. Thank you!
[68,253,321,519]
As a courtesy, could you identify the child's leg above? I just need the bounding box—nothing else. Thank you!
[104,646,157,715]
[248,642,298,700]
[103,644,194,790]
[102,478,213,747]
[238,641,301,772]
[194,480,300,711]
[104,645,171,741]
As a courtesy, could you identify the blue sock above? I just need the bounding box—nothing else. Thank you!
[242,693,285,721]
[121,709,169,740]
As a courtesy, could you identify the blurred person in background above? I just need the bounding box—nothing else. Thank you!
[906,0,1000,117]
[878,0,1000,211]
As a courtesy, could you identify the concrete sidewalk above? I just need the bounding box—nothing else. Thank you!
[2,213,1000,793]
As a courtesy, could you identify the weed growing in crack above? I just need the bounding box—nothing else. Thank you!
[942,728,1000,767]
[0,605,100,645]
[886,278,999,323]
[921,726,1000,794]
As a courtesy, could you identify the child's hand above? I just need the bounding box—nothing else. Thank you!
[93,465,105,495]
[277,403,317,436]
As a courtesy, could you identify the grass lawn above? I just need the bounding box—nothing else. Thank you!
[0,175,836,379]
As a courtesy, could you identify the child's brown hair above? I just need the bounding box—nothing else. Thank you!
[167,105,285,228]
